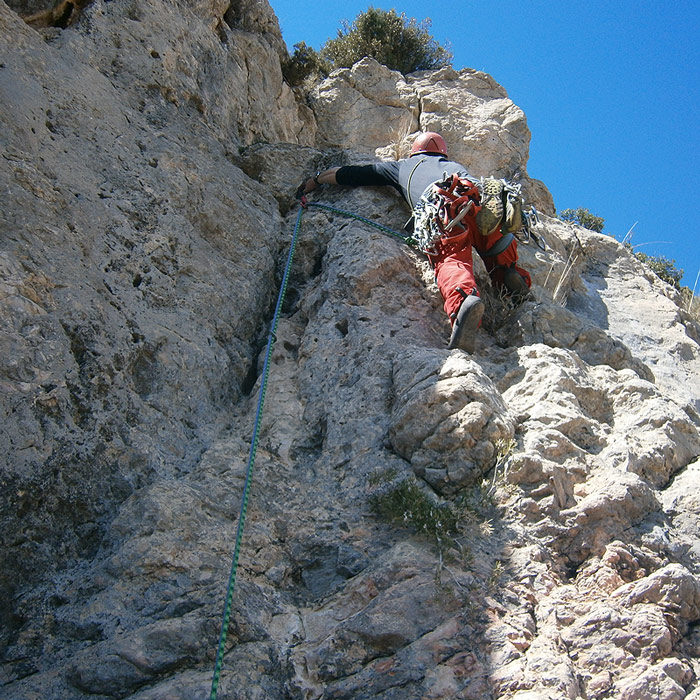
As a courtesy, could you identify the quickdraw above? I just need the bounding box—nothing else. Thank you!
[518,205,547,251]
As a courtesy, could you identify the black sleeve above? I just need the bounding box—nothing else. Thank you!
[335,162,402,192]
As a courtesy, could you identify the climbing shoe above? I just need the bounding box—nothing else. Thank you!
[476,178,504,237]
[503,266,530,303]
[447,295,484,353]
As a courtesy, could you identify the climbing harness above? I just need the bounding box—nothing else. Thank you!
[481,231,515,258]
[209,206,303,700]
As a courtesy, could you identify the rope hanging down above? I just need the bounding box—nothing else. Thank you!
[210,199,411,697]
[209,205,303,700]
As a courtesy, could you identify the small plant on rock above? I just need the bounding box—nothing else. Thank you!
[680,284,700,321]
[282,41,331,86]
[486,437,516,496]
[368,466,398,487]
[633,250,684,290]
[488,560,507,591]
[370,477,459,550]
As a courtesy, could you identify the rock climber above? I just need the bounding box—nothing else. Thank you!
[299,131,532,352]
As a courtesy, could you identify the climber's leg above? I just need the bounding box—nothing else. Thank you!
[431,244,480,320]
[474,231,531,300]
[447,293,484,352]
[429,244,485,352]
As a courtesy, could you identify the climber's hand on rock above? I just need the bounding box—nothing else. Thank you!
[303,176,319,194]
[295,177,317,199]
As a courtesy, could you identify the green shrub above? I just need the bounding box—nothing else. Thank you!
[558,207,605,233]
[370,478,459,547]
[282,41,330,86]
[634,251,684,289]
[320,7,452,75]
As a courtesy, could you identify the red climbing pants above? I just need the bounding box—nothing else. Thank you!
[431,244,479,321]
[430,229,531,322]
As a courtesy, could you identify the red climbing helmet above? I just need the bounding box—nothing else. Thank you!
[410,131,448,157]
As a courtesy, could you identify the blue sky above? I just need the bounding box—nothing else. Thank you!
[272,0,700,290]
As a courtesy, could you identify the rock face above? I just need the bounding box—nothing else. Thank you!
[1,2,699,699]
[310,59,553,213]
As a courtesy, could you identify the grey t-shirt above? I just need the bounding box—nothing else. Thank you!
[336,155,473,210]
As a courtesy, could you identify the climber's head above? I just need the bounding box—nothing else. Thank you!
[410,131,448,157]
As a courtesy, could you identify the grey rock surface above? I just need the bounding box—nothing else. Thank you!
[1,1,699,699]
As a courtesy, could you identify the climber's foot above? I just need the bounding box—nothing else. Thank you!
[447,295,484,353]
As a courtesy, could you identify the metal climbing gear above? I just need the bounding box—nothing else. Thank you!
[412,174,481,255]
[445,200,475,232]
[518,205,547,251]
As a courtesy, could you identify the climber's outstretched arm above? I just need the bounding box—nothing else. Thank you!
[298,162,401,199]
[300,167,341,195]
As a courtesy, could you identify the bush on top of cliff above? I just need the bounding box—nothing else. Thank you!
[558,207,606,233]
[632,249,685,290]
[324,7,452,74]
[283,41,332,86]
[283,8,452,86]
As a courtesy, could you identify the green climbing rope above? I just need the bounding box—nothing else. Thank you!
[305,200,416,247]
[209,199,412,698]
[209,205,303,700]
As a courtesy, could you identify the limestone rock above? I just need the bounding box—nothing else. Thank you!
[0,0,287,632]
[1,1,699,698]
[660,459,700,562]
[309,57,419,153]
[389,349,515,493]
[54,0,310,147]
[407,67,546,200]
